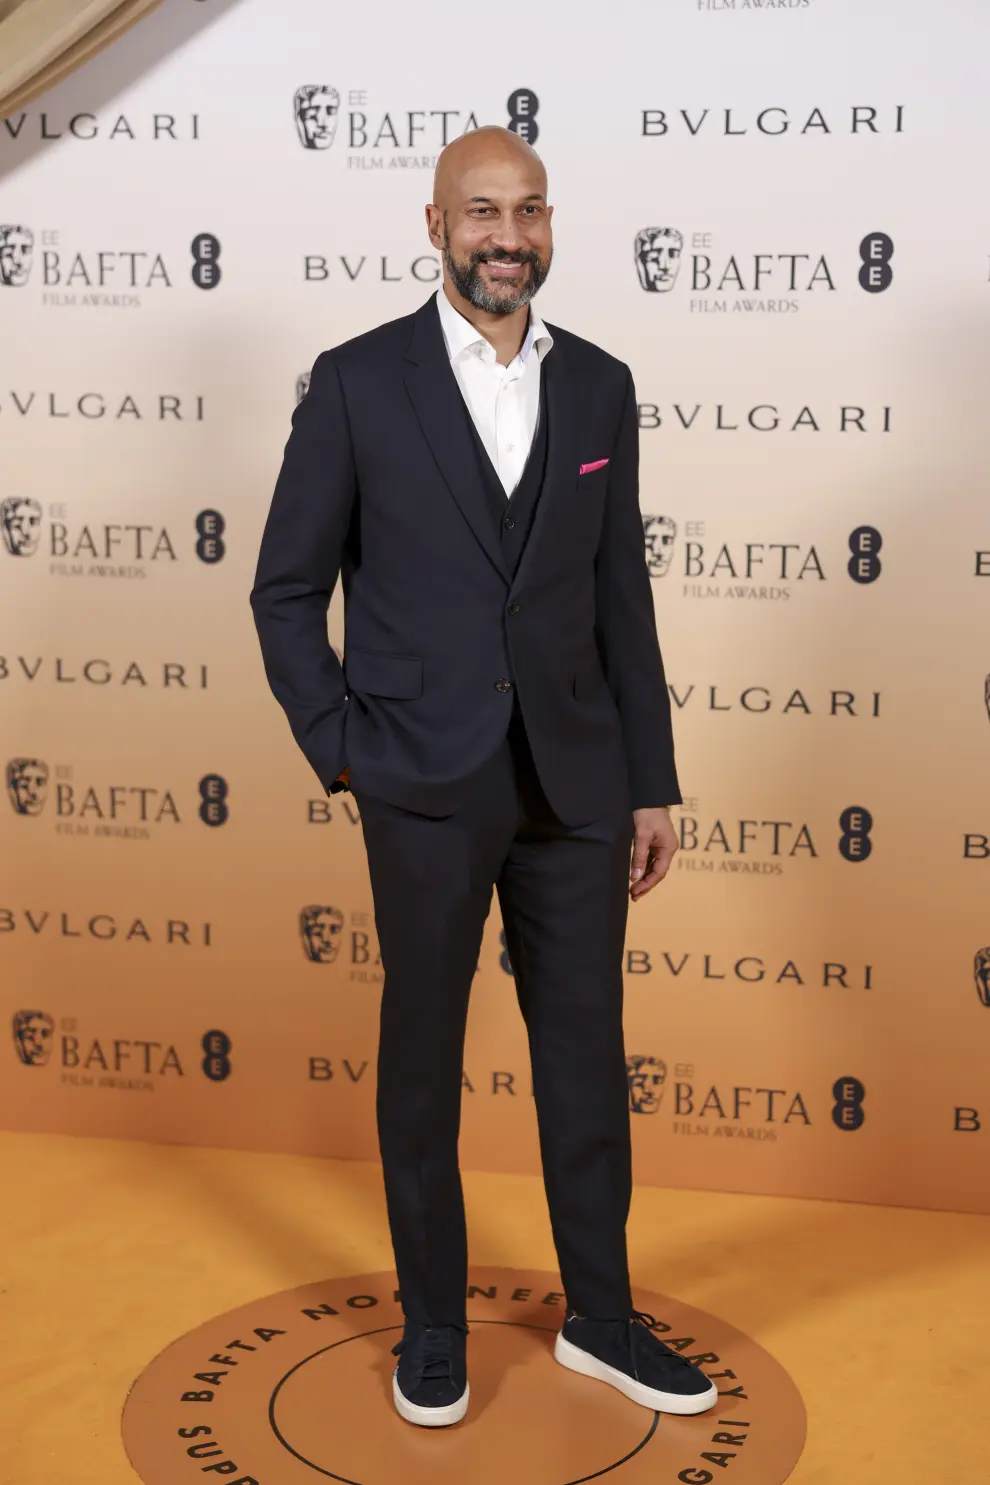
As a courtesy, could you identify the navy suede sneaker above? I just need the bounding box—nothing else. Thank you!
[555,1309,718,1415]
[391,1320,469,1426]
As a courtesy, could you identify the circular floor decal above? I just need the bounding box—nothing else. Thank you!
[122,1266,806,1485]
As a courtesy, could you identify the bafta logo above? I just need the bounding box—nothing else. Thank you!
[0,496,42,556]
[296,371,311,405]
[984,673,989,725]
[12,1010,55,1067]
[634,227,683,293]
[642,514,677,578]
[6,758,49,816]
[294,86,341,150]
[626,1054,667,1114]
[975,948,990,1009]
[0,225,34,287]
[300,904,345,963]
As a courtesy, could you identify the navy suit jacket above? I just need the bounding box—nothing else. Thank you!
[249,297,680,824]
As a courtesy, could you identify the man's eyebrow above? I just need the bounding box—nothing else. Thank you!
[465,193,546,204]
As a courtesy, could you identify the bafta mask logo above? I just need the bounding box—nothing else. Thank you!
[975,948,990,1009]
[626,1054,667,1114]
[294,85,341,150]
[7,758,49,816]
[300,904,345,963]
[0,225,34,287]
[642,514,677,578]
[296,371,311,405]
[1,496,42,556]
[984,673,990,726]
[12,1010,55,1067]
[635,227,683,293]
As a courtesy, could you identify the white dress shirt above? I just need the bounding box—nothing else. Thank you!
[434,286,554,497]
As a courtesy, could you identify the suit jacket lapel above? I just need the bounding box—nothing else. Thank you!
[402,298,508,582]
[512,333,580,590]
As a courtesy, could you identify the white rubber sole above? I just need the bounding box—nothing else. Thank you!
[392,1369,469,1427]
[554,1332,718,1416]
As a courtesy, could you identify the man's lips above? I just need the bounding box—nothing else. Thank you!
[480,258,529,279]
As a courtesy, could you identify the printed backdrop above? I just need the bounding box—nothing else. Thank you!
[2,0,988,1216]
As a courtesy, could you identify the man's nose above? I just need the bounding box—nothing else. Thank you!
[490,216,525,251]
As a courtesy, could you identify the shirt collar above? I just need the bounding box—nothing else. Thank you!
[435,287,553,367]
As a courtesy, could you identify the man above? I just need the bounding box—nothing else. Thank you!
[250,126,716,1427]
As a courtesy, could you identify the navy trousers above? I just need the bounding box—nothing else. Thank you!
[355,706,635,1326]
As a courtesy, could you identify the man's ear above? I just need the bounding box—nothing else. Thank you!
[425,203,444,252]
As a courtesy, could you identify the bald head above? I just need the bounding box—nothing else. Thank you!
[426,125,553,320]
[433,125,546,208]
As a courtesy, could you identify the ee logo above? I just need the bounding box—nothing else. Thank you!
[507,89,540,145]
[832,1076,866,1131]
[858,232,893,293]
[848,525,882,584]
[839,806,873,862]
[202,1030,232,1082]
[195,508,226,564]
[191,233,222,290]
[199,773,229,827]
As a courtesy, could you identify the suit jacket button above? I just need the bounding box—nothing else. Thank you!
[495,678,513,693]
[507,602,520,616]
[504,516,515,529]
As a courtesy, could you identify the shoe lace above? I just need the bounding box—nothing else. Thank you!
[391,1323,467,1381]
[629,1309,695,1370]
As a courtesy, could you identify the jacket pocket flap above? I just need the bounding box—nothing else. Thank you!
[345,647,423,699]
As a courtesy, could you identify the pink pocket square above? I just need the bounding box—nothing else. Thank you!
[579,458,609,475]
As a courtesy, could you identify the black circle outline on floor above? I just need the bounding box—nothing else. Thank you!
[267,1319,660,1485]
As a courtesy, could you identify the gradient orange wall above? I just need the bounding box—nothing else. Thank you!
[2,0,988,1215]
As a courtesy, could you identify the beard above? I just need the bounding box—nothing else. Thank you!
[443,236,552,316]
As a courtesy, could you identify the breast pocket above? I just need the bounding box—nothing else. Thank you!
[345,647,423,699]
[577,464,609,494]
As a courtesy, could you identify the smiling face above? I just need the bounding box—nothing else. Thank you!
[427,126,553,317]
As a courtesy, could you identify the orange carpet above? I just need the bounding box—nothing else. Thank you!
[0,1129,984,1484]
